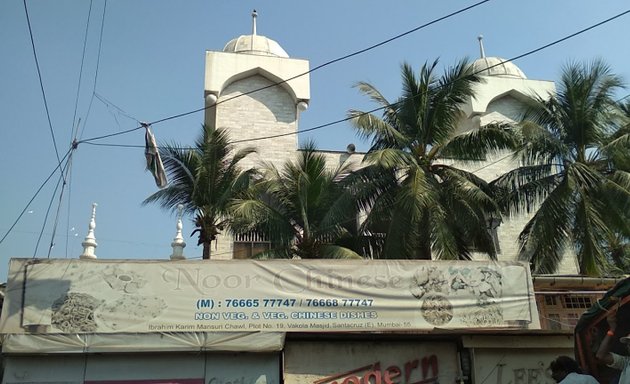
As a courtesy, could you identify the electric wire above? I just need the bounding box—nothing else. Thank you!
[77,0,494,144]
[78,7,630,148]
[34,176,63,257]
[48,154,74,258]
[0,149,72,245]
[64,163,75,259]
[616,93,630,102]
[79,0,108,141]
[34,159,68,257]
[60,0,98,259]
[70,0,94,141]
[22,0,66,183]
[94,92,141,124]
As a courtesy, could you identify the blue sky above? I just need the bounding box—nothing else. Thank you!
[1,0,629,281]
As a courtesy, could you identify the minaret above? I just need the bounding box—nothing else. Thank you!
[79,203,98,259]
[203,12,311,260]
[170,204,186,260]
[203,11,310,172]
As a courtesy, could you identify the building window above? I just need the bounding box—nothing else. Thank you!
[233,232,271,259]
[536,293,601,331]
[563,296,592,309]
[233,242,271,259]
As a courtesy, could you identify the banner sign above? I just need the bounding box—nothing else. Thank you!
[0,258,537,334]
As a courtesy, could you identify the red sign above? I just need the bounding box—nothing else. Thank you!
[313,356,439,384]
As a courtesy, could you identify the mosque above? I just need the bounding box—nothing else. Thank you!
[202,12,574,272]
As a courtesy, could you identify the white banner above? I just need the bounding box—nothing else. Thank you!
[0,259,538,334]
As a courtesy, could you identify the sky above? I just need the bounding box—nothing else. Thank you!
[1,0,629,281]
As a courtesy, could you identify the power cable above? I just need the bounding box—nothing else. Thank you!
[77,0,494,144]
[0,149,72,245]
[33,159,69,257]
[70,0,94,141]
[64,163,75,259]
[79,0,108,141]
[59,1,99,259]
[47,154,74,258]
[22,0,66,183]
[94,92,141,124]
[616,94,630,102]
[78,7,630,148]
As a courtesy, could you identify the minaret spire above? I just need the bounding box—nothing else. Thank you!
[170,204,186,260]
[477,35,486,58]
[252,9,258,35]
[80,203,98,259]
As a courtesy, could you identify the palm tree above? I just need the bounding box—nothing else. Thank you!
[349,59,516,260]
[230,142,363,259]
[143,125,256,259]
[491,60,630,275]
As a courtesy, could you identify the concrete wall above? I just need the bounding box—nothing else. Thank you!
[217,74,298,171]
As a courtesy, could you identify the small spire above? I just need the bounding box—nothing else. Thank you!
[170,204,186,260]
[80,203,98,259]
[252,9,258,35]
[477,35,486,58]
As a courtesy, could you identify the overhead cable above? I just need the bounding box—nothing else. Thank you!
[70,0,94,141]
[0,149,72,245]
[79,0,109,141]
[22,0,66,183]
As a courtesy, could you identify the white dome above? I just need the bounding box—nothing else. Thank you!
[223,35,289,58]
[471,57,527,79]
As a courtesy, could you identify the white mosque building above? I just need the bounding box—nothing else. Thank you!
[200,12,578,273]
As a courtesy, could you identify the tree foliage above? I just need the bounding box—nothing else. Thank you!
[143,125,256,259]
[492,60,630,275]
[230,142,363,259]
[349,59,516,260]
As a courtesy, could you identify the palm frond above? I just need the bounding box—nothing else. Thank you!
[490,164,560,215]
[319,244,363,259]
[362,148,415,170]
[348,110,407,149]
[439,122,517,161]
[518,176,574,274]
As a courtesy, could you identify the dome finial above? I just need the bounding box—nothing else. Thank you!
[252,9,257,36]
[477,35,486,58]
[170,204,186,260]
[80,203,98,259]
